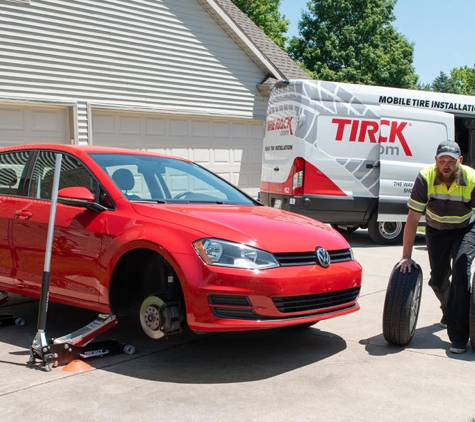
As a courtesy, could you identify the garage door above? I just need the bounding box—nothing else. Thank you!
[0,103,70,147]
[92,110,264,197]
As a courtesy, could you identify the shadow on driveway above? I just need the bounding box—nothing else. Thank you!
[1,298,347,383]
[359,323,475,361]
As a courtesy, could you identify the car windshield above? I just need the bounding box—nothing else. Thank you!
[88,152,256,205]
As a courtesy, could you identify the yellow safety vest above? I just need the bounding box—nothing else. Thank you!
[407,164,475,230]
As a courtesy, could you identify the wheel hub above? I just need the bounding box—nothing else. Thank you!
[140,296,165,339]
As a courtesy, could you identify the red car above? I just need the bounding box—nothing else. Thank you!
[0,144,362,339]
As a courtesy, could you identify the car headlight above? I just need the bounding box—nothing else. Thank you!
[193,238,279,269]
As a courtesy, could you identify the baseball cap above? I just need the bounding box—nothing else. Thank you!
[436,140,461,160]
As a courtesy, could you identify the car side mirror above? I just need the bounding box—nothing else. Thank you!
[58,187,107,211]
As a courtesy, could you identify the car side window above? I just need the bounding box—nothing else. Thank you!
[0,151,31,196]
[31,151,115,209]
[28,151,101,201]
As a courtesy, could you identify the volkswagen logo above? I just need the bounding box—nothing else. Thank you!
[315,247,331,268]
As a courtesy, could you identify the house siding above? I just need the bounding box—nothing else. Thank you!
[0,0,269,120]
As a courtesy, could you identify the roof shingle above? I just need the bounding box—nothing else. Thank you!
[200,0,312,82]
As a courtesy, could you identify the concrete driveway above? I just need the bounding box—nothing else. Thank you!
[1,230,474,422]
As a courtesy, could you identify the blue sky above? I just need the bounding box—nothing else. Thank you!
[280,0,475,85]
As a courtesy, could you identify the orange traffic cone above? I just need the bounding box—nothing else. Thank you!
[62,359,92,373]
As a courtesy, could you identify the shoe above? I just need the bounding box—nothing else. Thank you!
[449,342,467,354]
[439,316,447,329]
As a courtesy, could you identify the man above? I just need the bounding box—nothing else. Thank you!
[398,140,475,354]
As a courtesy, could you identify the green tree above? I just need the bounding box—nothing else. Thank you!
[431,71,460,94]
[287,0,418,88]
[231,0,289,49]
[415,81,431,92]
[450,65,475,95]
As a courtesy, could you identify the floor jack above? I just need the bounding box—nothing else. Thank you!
[27,154,135,372]
[29,313,135,372]
[0,291,26,327]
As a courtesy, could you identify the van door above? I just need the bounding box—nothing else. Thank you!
[378,105,454,220]
[260,107,300,207]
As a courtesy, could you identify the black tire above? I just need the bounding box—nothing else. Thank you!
[383,264,423,346]
[470,275,475,351]
[368,212,405,245]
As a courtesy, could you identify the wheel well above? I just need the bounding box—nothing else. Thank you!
[109,248,183,316]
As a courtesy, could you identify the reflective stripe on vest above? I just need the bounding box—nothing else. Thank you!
[416,164,475,229]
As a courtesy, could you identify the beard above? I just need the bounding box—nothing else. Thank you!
[435,162,461,185]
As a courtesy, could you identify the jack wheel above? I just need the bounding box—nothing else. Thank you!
[15,317,26,327]
[123,344,135,355]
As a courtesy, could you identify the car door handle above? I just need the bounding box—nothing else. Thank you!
[14,210,33,220]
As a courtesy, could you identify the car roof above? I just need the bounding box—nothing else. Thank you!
[0,144,191,162]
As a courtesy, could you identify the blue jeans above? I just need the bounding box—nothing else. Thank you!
[426,222,475,344]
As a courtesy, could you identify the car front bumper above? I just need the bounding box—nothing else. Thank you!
[179,257,362,332]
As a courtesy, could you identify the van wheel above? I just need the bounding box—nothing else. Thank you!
[383,264,423,346]
[367,213,404,245]
[470,275,475,351]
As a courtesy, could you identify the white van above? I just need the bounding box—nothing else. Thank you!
[259,80,475,244]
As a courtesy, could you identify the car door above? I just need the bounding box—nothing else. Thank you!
[11,150,108,303]
[0,150,32,286]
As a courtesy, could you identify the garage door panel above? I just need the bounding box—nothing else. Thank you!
[169,118,189,137]
[231,122,248,138]
[0,107,25,131]
[0,104,69,146]
[145,117,166,136]
[191,120,210,137]
[92,110,264,196]
[119,115,141,135]
[211,121,230,138]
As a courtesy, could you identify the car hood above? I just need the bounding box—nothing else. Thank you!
[131,203,348,252]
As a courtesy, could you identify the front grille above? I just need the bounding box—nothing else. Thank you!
[274,249,352,266]
[273,286,360,313]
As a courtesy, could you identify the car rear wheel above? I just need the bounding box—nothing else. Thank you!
[383,264,423,346]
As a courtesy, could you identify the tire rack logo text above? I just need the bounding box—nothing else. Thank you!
[331,118,412,156]
[267,117,294,136]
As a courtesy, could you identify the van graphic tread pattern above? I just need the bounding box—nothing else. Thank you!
[269,81,379,196]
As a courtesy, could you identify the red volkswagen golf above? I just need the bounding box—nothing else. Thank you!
[0,144,362,339]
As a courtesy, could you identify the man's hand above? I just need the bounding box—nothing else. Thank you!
[397,257,418,273]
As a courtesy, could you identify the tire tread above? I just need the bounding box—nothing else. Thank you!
[383,265,422,346]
